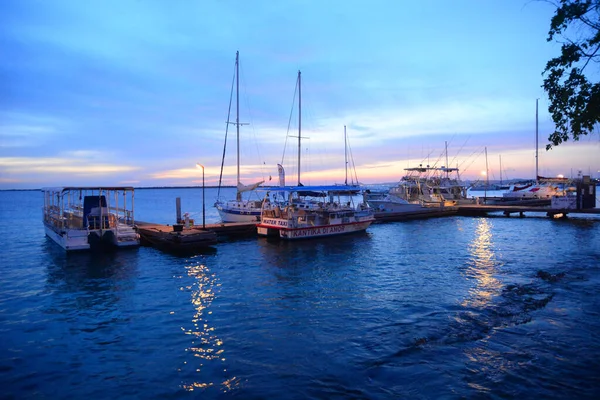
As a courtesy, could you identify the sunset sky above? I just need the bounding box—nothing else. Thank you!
[1,0,599,190]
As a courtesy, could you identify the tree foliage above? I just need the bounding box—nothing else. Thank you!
[542,0,600,149]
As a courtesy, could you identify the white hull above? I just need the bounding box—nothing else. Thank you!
[44,222,139,251]
[257,219,372,240]
[216,202,262,223]
[503,184,561,199]
[367,199,427,213]
[44,223,90,251]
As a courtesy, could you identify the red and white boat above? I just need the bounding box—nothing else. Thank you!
[257,185,374,240]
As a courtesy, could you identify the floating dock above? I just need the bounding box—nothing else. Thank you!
[136,221,257,252]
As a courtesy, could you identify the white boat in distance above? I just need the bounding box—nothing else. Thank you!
[42,187,140,251]
[257,185,374,240]
[214,51,264,222]
[502,99,565,200]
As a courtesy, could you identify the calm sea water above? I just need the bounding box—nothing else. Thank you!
[1,188,599,399]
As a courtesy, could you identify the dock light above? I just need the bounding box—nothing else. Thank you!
[196,163,206,229]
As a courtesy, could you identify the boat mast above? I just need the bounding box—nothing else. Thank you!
[236,51,241,200]
[344,125,348,185]
[499,154,503,186]
[484,146,489,199]
[297,70,302,186]
[445,141,449,179]
[535,98,539,185]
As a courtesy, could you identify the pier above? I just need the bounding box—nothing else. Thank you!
[457,204,600,218]
[135,200,599,253]
[135,220,257,251]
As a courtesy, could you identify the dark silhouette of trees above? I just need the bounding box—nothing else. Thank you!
[542,0,600,149]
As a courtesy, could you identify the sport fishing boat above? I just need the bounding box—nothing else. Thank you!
[214,51,264,222]
[42,187,140,251]
[257,185,374,240]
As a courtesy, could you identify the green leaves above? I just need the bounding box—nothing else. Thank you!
[542,0,600,149]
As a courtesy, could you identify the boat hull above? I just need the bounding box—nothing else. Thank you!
[44,222,139,252]
[257,219,373,240]
[366,199,425,213]
[216,202,262,223]
[44,223,90,251]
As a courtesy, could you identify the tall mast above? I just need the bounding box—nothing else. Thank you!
[499,154,503,185]
[344,125,348,185]
[484,146,489,199]
[235,51,241,199]
[445,141,449,179]
[297,70,302,186]
[535,98,539,184]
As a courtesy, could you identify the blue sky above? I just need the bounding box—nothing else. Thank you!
[1,0,599,189]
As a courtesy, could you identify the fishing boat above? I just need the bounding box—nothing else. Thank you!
[256,71,374,239]
[214,51,264,223]
[42,187,139,251]
[370,165,461,209]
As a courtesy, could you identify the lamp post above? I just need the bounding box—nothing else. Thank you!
[196,163,206,229]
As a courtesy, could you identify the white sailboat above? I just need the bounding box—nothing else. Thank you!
[214,51,264,222]
[256,71,374,239]
[503,99,563,200]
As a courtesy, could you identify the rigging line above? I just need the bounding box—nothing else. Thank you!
[346,131,360,185]
[281,80,299,167]
[450,136,471,169]
[239,61,267,182]
[413,149,437,168]
[217,61,237,199]
[460,146,485,176]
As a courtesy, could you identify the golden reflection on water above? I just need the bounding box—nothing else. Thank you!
[180,256,239,393]
[462,219,502,308]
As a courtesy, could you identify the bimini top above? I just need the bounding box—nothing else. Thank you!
[41,186,135,193]
[257,184,361,194]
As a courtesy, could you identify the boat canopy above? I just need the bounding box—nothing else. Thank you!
[257,184,361,193]
[42,186,135,194]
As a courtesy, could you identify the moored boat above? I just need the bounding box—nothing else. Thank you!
[42,187,140,251]
[256,185,374,240]
[214,51,264,223]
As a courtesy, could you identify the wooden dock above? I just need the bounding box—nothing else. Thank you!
[135,221,257,252]
[134,203,599,253]
[373,206,458,222]
[457,204,600,218]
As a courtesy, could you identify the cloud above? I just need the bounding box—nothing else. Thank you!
[0,156,140,175]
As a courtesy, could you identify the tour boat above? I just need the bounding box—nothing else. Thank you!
[214,51,264,223]
[42,187,140,251]
[257,185,374,240]
[256,71,373,239]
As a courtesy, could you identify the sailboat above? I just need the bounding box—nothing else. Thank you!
[256,71,374,239]
[214,51,265,223]
[503,99,563,200]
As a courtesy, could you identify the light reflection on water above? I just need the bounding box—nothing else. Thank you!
[180,256,239,393]
[463,218,502,308]
[2,189,600,399]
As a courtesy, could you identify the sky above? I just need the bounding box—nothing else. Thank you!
[1,0,599,190]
